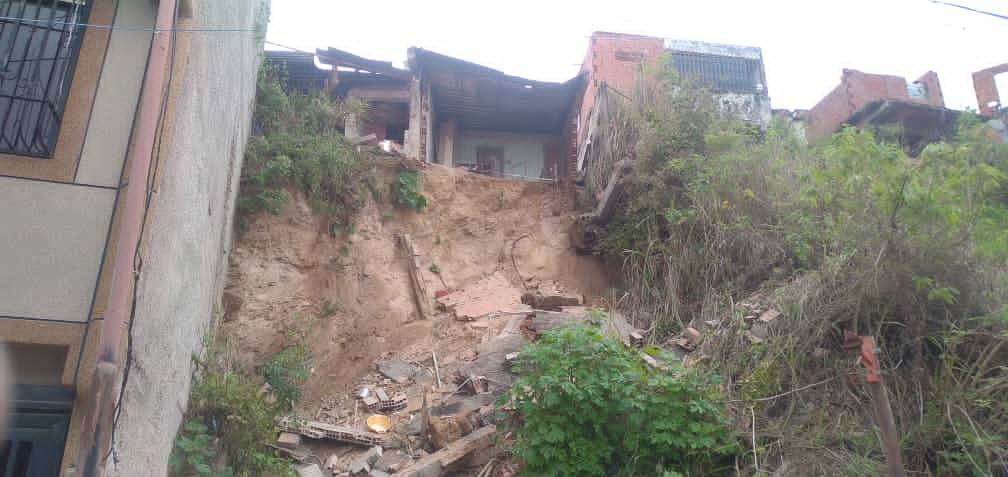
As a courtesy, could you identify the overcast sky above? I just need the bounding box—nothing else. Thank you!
[265,0,1006,110]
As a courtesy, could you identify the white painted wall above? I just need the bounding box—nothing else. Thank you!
[455,131,550,179]
[104,0,268,474]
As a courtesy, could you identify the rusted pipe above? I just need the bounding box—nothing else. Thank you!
[75,0,177,475]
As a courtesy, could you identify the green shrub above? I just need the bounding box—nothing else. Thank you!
[169,421,234,477]
[240,63,370,223]
[393,171,427,210]
[174,367,294,477]
[504,320,735,476]
[260,341,312,408]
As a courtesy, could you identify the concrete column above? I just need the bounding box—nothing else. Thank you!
[436,118,456,166]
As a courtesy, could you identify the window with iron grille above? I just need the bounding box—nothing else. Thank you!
[0,0,90,157]
[669,51,764,94]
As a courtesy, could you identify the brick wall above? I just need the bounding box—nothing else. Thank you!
[973,63,1008,117]
[807,69,945,139]
[578,32,664,143]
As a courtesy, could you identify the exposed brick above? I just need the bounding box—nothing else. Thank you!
[807,68,946,140]
[973,63,1008,117]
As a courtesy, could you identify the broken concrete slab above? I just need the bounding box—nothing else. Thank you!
[296,463,325,477]
[277,432,302,449]
[457,334,525,395]
[529,310,638,346]
[521,291,582,311]
[377,358,417,384]
[373,449,411,473]
[349,446,384,476]
[759,309,781,323]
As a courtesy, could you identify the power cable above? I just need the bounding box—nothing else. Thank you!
[0,15,261,32]
[928,0,1008,20]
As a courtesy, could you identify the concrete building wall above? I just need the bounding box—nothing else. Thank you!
[103,0,268,475]
[807,68,946,139]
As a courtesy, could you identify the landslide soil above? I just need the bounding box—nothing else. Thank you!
[222,163,612,413]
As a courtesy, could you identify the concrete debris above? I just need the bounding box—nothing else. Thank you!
[278,416,386,446]
[324,454,339,472]
[759,309,781,322]
[457,334,524,394]
[375,387,389,402]
[373,449,411,473]
[376,359,417,384]
[629,332,645,348]
[399,414,424,436]
[520,291,582,311]
[528,310,638,346]
[277,431,302,449]
[348,446,383,477]
[296,463,325,477]
[684,327,702,347]
[366,391,407,413]
[742,330,764,344]
[398,426,496,477]
[671,336,694,351]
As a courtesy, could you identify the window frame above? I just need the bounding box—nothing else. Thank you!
[0,0,92,158]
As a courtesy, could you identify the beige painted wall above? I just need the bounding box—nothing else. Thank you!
[76,0,154,187]
[0,177,115,321]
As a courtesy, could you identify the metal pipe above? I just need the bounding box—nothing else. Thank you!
[75,0,177,475]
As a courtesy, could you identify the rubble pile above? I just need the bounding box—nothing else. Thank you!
[273,277,642,476]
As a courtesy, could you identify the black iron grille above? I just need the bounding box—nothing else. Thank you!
[670,52,763,94]
[0,0,90,157]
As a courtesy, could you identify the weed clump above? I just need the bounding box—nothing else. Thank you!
[240,63,370,224]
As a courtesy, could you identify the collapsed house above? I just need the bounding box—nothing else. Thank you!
[973,63,1008,142]
[266,47,584,182]
[806,68,961,154]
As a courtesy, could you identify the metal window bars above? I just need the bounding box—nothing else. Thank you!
[0,0,90,157]
[670,52,763,94]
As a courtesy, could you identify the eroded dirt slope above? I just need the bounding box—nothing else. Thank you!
[222,164,611,411]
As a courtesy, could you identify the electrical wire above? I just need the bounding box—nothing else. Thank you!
[103,0,180,464]
[0,15,261,32]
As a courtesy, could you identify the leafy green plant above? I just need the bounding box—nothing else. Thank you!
[393,171,427,210]
[503,320,735,476]
[179,366,294,477]
[169,421,234,477]
[260,335,313,408]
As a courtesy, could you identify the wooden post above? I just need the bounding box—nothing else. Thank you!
[397,233,429,320]
[861,337,906,477]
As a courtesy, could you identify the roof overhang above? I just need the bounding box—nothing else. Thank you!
[408,47,584,134]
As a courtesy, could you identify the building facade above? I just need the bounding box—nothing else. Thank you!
[0,0,266,475]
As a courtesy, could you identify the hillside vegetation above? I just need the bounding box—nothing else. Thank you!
[595,65,1008,475]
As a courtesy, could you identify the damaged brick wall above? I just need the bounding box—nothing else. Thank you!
[578,32,664,143]
[807,68,946,139]
[973,63,1008,117]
